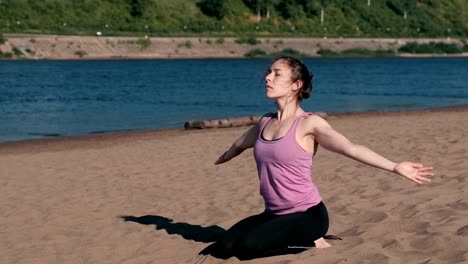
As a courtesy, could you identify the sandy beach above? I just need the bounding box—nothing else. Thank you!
[1,107,467,264]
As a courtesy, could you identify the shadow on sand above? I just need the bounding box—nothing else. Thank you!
[120,215,225,243]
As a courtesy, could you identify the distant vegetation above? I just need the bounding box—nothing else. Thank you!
[12,46,23,57]
[0,50,13,59]
[74,50,87,58]
[245,49,268,58]
[318,48,396,57]
[235,36,261,45]
[398,42,465,54]
[0,0,466,38]
[245,48,310,58]
[136,38,151,50]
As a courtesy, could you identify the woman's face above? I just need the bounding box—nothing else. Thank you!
[265,59,297,100]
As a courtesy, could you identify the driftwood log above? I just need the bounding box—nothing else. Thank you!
[184,112,328,130]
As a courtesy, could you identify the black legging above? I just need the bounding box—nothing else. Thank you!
[199,201,329,260]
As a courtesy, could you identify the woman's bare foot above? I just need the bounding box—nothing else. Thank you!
[314,237,332,248]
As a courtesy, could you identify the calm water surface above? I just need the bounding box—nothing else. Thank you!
[0,58,467,143]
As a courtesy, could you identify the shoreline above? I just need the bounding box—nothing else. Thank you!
[1,35,467,60]
[2,104,467,150]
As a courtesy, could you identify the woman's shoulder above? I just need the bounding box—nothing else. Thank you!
[301,112,330,129]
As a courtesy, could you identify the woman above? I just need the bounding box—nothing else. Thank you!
[199,56,433,260]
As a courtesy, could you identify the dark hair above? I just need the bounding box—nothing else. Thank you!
[274,56,313,101]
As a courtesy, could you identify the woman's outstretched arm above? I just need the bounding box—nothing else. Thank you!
[306,115,433,184]
[214,116,266,165]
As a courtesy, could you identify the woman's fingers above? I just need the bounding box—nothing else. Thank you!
[411,177,423,184]
[418,166,434,172]
[410,172,432,184]
[417,166,434,178]
[396,162,434,184]
[411,176,431,184]
[417,175,432,182]
[418,171,434,177]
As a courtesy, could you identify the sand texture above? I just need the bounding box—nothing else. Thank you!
[1,107,467,264]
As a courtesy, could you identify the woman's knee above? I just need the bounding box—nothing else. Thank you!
[234,240,262,260]
[236,234,272,257]
[242,237,264,252]
[306,202,330,236]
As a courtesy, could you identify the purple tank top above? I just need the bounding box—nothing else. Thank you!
[253,112,322,215]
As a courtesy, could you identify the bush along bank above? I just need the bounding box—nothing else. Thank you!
[398,42,466,54]
[245,48,311,58]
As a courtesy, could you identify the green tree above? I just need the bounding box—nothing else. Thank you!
[197,0,226,19]
[243,0,278,18]
[275,0,307,20]
[130,0,147,17]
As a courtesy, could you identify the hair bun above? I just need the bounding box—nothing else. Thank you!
[300,88,311,100]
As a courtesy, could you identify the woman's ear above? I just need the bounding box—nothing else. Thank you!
[292,80,303,92]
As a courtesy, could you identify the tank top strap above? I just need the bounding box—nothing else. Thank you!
[288,112,313,138]
[258,113,275,133]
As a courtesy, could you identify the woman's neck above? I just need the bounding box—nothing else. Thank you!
[275,98,302,122]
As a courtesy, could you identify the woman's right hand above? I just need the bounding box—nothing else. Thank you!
[393,161,434,184]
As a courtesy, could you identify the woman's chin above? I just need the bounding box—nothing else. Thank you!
[265,93,280,100]
[265,92,275,99]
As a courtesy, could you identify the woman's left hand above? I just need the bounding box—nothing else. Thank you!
[394,162,434,184]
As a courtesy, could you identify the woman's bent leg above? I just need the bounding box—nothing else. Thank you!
[199,211,271,259]
[236,202,329,260]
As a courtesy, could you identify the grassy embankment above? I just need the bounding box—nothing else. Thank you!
[1,0,466,38]
[1,0,467,59]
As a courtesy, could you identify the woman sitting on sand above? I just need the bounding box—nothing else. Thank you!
[200,56,433,260]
